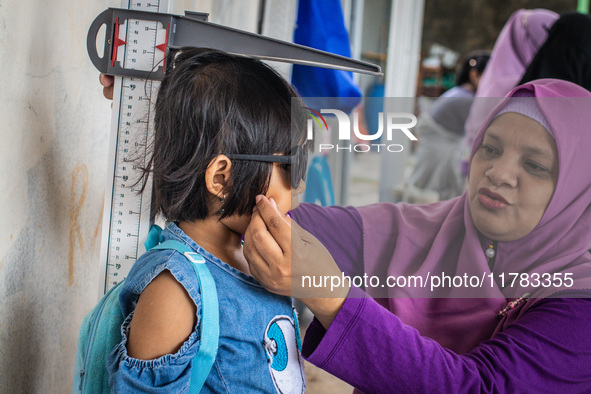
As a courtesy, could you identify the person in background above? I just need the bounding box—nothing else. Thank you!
[519,12,591,91]
[245,79,591,392]
[460,9,558,176]
[406,51,490,201]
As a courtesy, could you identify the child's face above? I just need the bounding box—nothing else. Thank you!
[266,163,306,214]
[226,164,305,235]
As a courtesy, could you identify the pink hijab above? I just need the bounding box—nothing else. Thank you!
[462,9,559,169]
[358,79,591,353]
[476,9,558,98]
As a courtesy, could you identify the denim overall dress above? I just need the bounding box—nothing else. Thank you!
[107,223,305,393]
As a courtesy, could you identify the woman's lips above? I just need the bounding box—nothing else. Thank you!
[478,188,510,209]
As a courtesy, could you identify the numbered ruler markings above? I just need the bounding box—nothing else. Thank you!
[106,80,150,287]
[101,0,168,293]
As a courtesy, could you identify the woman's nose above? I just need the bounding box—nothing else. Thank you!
[485,160,518,187]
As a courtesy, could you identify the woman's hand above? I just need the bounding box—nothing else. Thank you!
[100,74,114,100]
[243,195,349,329]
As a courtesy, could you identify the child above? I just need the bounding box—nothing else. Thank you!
[106,48,310,393]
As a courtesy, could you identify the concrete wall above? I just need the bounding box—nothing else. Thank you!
[0,1,111,391]
[0,0,260,392]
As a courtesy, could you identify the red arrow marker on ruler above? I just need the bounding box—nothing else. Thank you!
[111,17,127,67]
[155,23,170,72]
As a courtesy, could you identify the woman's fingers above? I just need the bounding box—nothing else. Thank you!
[244,209,284,269]
[254,195,293,251]
[244,246,266,286]
[257,196,291,248]
[99,73,114,100]
[243,203,293,297]
[244,197,349,327]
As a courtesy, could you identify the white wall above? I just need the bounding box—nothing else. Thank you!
[0,0,260,392]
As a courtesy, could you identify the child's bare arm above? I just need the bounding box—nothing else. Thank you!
[127,270,197,360]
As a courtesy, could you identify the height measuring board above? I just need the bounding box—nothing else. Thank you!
[98,0,170,295]
[88,4,381,297]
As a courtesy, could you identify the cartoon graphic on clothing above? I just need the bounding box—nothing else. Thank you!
[263,311,306,394]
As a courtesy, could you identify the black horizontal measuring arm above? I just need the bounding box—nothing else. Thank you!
[87,7,382,81]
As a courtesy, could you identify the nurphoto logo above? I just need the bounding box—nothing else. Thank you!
[306,108,418,153]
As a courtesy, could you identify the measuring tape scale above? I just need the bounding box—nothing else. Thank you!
[99,0,170,294]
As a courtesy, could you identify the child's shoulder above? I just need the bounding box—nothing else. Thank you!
[125,224,200,287]
[117,226,204,360]
[125,269,197,360]
[125,243,199,295]
[107,250,204,392]
[119,226,205,321]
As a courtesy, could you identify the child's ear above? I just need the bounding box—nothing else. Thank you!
[205,155,233,197]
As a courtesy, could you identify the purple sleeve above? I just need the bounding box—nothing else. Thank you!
[303,287,591,393]
[291,203,364,277]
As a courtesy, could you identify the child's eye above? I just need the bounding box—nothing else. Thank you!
[280,164,292,180]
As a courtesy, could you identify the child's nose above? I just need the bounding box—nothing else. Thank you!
[292,180,306,196]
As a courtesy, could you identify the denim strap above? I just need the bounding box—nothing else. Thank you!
[150,237,219,393]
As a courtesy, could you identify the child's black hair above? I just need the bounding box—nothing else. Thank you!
[140,47,308,222]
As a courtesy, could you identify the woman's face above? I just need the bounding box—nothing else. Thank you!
[467,112,558,242]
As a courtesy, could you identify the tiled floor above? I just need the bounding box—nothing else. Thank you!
[304,359,354,393]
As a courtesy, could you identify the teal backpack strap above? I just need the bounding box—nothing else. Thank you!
[150,237,220,393]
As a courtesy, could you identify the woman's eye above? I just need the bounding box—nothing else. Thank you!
[525,161,549,174]
[480,145,498,157]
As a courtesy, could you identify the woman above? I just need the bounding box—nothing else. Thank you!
[245,79,591,392]
[460,9,558,176]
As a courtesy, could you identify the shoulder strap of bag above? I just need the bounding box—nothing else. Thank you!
[150,238,220,393]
